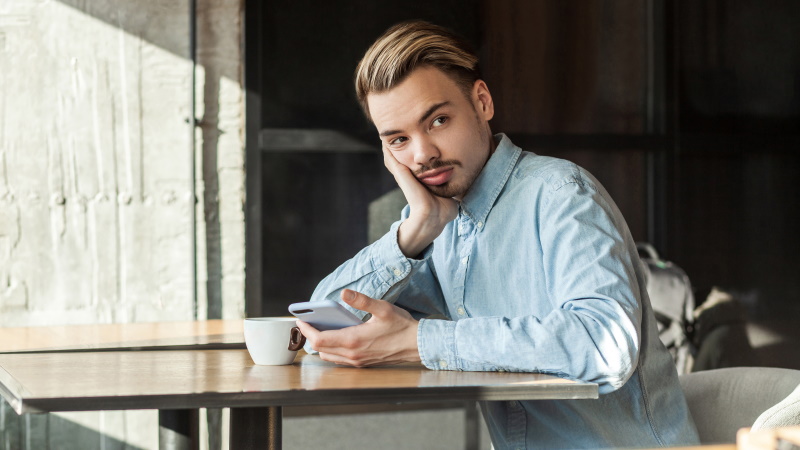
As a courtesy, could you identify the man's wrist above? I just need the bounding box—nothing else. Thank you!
[403,319,422,363]
[397,218,440,258]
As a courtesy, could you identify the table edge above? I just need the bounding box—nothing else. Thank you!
[0,342,247,355]
[0,364,29,414]
[12,382,598,414]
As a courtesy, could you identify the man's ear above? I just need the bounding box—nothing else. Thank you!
[473,79,495,121]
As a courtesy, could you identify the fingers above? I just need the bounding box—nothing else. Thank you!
[295,320,321,342]
[341,289,389,317]
[300,293,421,367]
[381,146,403,173]
[296,314,362,355]
[382,147,424,196]
[381,146,403,178]
[318,351,373,368]
[296,320,345,354]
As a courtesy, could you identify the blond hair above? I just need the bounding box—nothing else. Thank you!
[355,21,480,121]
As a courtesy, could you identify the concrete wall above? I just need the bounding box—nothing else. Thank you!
[0,0,245,448]
[3,0,188,326]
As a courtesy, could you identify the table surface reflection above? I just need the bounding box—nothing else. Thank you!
[0,319,247,353]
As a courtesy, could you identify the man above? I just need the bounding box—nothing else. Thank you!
[295,21,699,449]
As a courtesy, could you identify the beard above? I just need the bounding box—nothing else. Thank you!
[414,159,467,198]
[427,182,467,199]
[419,161,482,199]
[417,122,494,200]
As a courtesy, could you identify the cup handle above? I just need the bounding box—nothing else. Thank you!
[288,326,306,351]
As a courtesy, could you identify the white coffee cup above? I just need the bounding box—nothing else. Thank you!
[243,317,300,365]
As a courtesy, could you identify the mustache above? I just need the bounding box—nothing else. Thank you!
[413,159,462,176]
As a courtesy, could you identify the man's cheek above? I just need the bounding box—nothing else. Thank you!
[393,153,414,169]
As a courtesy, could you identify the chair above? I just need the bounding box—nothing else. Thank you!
[368,188,407,244]
[679,367,800,444]
[752,382,800,430]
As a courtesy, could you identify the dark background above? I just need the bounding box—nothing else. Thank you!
[245,0,800,324]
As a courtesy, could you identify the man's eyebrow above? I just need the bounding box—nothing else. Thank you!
[378,101,451,138]
[418,101,450,125]
[379,129,402,138]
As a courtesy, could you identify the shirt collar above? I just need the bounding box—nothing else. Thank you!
[459,133,522,225]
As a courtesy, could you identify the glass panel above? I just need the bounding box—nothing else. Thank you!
[678,0,800,133]
[483,1,648,134]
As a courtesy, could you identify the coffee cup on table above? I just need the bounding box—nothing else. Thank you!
[243,317,306,365]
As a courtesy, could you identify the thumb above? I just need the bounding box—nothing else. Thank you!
[341,289,386,316]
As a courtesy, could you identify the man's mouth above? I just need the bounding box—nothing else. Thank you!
[417,167,454,186]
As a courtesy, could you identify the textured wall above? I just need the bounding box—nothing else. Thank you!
[194,0,246,321]
[0,0,245,448]
[0,0,246,325]
[0,0,196,325]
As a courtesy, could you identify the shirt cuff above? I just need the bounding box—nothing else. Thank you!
[418,318,458,370]
[369,220,433,288]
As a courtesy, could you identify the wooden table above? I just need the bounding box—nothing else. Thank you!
[660,446,735,450]
[0,319,246,353]
[0,349,598,449]
[0,319,247,449]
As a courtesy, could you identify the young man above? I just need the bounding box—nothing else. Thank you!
[295,21,699,448]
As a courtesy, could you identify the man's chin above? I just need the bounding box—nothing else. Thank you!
[426,183,466,199]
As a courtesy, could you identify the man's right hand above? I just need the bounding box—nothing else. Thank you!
[382,147,458,258]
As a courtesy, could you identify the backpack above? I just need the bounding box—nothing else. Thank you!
[637,242,696,374]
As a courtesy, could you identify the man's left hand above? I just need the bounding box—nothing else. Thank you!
[295,289,420,367]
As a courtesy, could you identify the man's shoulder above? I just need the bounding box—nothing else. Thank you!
[512,151,587,192]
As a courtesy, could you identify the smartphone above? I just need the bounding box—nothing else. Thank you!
[288,300,363,331]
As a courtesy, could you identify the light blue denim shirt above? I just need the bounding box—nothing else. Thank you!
[310,134,699,449]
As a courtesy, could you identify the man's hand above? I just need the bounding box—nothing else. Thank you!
[295,289,421,367]
[383,147,458,258]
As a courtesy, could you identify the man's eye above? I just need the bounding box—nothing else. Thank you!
[389,136,408,145]
[432,116,448,127]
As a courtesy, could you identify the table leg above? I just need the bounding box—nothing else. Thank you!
[464,401,480,450]
[159,409,199,450]
[230,406,282,450]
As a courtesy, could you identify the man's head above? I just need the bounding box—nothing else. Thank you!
[355,21,480,121]
[356,21,495,200]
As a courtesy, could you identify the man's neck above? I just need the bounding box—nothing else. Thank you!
[453,132,498,203]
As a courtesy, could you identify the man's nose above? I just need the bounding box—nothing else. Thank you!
[412,138,440,167]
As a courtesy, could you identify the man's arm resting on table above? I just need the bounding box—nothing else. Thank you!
[295,289,421,367]
[296,149,458,366]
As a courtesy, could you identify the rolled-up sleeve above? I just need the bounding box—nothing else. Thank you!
[310,208,447,321]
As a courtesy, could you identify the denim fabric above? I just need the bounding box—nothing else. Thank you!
[310,134,699,449]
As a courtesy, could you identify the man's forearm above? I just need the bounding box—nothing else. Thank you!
[397,217,442,258]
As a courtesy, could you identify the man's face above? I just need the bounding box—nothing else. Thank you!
[367,66,495,200]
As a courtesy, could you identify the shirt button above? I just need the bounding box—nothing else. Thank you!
[458,224,464,233]
[393,268,402,277]
[477,221,483,228]
[461,257,468,265]
[457,307,466,316]
[439,361,448,369]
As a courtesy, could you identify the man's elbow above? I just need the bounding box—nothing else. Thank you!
[595,340,638,394]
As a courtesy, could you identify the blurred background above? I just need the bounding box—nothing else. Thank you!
[1,0,798,448]
[250,0,800,323]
